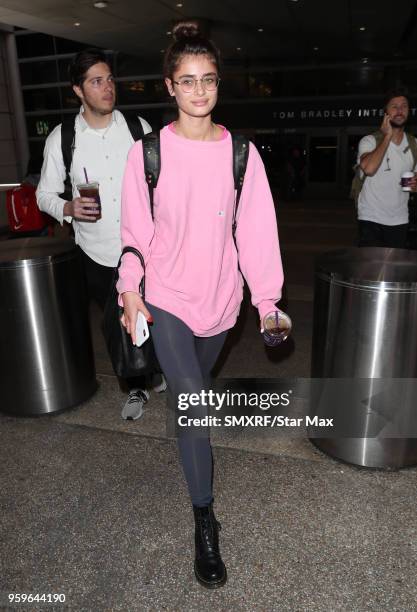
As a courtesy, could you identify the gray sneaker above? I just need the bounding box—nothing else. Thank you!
[121,389,150,420]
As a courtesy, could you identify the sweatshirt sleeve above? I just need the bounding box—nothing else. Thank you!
[235,142,284,322]
[116,141,155,300]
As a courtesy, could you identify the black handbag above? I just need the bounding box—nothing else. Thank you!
[102,246,159,379]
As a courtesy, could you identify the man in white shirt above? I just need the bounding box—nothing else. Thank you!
[37,48,164,420]
[357,90,417,248]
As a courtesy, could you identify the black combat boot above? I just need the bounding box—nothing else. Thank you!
[193,503,227,588]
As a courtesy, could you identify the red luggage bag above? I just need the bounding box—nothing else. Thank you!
[6,184,51,234]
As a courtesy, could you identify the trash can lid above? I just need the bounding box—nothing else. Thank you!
[316,247,417,290]
[0,237,77,269]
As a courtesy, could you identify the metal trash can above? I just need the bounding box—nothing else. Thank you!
[0,237,97,416]
[310,247,417,469]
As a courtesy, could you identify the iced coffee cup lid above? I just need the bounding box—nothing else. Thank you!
[76,181,99,189]
[401,172,414,178]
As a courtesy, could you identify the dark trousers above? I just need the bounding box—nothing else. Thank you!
[79,247,114,310]
[146,302,227,507]
[358,220,409,249]
[78,247,145,390]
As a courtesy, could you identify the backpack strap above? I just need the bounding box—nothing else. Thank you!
[405,132,417,169]
[60,114,77,200]
[140,131,249,230]
[122,111,145,142]
[372,130,417,171]
[142,132,160,220]
[61,112,145,179]
[60,112,145,199]
[231,133,249,238]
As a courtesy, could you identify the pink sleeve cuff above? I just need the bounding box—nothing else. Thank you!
[117,286,140,307]
[257,299,280,323]
[116,251,144,306]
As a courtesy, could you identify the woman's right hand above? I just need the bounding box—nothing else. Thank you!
[120,292,152,345]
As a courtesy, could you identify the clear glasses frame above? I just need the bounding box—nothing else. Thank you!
[172,75,221,93]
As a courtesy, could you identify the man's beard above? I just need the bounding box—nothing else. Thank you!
[390,118,407,128]
[91,105,114,116]
[83,98,114,116]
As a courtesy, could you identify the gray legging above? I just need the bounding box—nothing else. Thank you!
[145,302,227,507]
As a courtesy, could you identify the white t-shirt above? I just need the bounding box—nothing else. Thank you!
[357,133,416,226]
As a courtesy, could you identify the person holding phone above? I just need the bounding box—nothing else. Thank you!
[117,21,283,588]
[356,90,417,248]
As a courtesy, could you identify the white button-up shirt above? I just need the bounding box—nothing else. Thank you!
[36,108,152,267]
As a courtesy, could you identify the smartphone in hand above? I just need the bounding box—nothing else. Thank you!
[135,312,150,347]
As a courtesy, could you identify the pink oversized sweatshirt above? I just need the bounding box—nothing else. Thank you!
[117,124,284,337]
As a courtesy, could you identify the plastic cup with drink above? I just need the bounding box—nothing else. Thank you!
[77,168,101,221]
[262,309,292,347]
[401,172,415,192]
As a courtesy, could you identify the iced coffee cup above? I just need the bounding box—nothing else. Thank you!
[77,181,101,221]
[262,309,292,347]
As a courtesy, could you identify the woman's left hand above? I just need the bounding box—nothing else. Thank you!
[120,291,152,345]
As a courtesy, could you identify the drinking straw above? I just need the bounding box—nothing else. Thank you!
[83,167,89,183]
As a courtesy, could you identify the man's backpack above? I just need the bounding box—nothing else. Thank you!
[60,111,145,200]
[350,130,417,205]
[141,131,249,237]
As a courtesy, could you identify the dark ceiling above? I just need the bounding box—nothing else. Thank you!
[1,0,417,66]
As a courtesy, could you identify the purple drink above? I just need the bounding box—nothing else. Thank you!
[77,181,102,220]
[263,309,292,346]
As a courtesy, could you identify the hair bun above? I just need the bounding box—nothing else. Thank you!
[172,21,200,41]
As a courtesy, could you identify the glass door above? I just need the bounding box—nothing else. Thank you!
[305,129,341,198]
[309,136,338,183]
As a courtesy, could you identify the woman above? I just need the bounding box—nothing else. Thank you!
[117,21,284,588]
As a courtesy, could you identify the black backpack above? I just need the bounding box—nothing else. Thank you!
[61,117,250,230]
[60,111,145,200]
[142,131,249,238]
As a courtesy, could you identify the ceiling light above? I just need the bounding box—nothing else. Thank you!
[176,2,183,6]
[236,47,241,51]
[74,21,81,26]
[166,31,172,35]
[359,26,366,31]
[160,49,165,53]
[93,1,108,7]
[362,57,368,63]
[257,28,264,32]
[313,46,319,51]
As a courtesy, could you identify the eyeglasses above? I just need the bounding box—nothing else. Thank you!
[172,75,220,93]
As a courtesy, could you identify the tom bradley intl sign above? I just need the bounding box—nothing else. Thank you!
[271,100,417,125]
[218,98,417,128]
